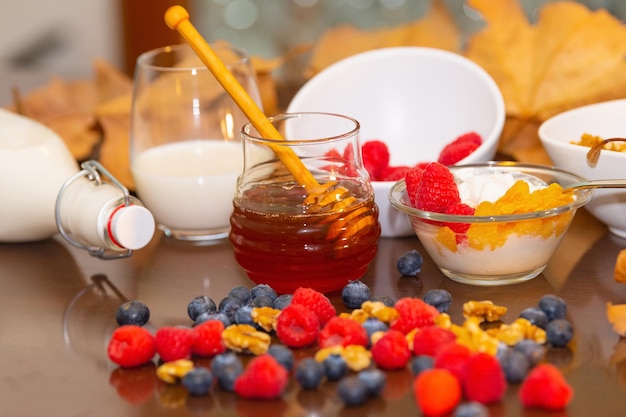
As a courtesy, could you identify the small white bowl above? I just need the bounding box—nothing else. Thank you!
[288,47,505,237]
[539,99,626,238]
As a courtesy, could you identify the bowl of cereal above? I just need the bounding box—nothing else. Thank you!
[288,47,505,238]
[388,162,593,286]
[538,99,626,238]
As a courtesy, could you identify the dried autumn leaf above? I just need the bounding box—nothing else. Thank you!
[465,0,626,162]
[607,302,626,337]
[306,0,460,77]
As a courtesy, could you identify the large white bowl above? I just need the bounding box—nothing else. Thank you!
[539,99,626,238]
[288,47,505,237]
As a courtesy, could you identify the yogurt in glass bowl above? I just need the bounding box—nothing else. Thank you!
[388,162,593,286]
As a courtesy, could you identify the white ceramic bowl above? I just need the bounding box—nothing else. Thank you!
[538,99,626,238]
[288,47,505,237]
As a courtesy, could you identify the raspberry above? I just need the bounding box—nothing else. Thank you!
[380,165,411,181]
[361,140,390,180]
[413,368,462,417]
[107,325,156,368]
[438,139,481,165]
[370,329,412,370]
[390,297,440,334]
[275,303,320,348]
[291,287,336,326]
[234,354,288,399]
[318,316,369,348]
[455,131,483,146]
[412,326,457,357]
[433,342,472,381]
[519,364,573,410]
[405,166,424,207]
[415,162,461,213]
[444,202,475,234]
[462,352,507,404]
[154,326,196,362]
[192,319,226,357]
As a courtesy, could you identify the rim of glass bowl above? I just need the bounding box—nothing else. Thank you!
[388,162,594,223]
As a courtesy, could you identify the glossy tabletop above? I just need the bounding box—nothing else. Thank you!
[1,208,626,417]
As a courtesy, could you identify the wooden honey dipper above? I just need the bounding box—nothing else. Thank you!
[164,6,376,239]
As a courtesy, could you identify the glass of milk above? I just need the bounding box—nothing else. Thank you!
[130,43,262,241]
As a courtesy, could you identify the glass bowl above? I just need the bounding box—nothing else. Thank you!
[388,162,594,286]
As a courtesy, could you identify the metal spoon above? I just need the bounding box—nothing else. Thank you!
[564,179,626,191]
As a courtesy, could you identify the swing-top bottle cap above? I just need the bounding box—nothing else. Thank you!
[109,205,156,250]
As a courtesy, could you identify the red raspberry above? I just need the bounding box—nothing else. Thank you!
[192,319,226,357]
[109,363,157,404]
[361,140,390,180]
[234,354,289,400]
[276,303,320,348]
[107,325,156,368]
[412,326,457,357]
[291,287,336,326]
[405,166,424,207]
[415,162,461,213]
[437,132,483,166]
[433,342,472,381]
[154,326,196,362]
[519,364,574,410]
[413,368,462,417]
[318,316,369,348]
[444,202,475,235]
[390,297,440,334]
[455,131,483,146]
[380,165,411,181]
[371,329,412,370]
[462,352,507,404]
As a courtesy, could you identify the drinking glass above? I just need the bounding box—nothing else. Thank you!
[229,112,382,293]
[130,43,262,241]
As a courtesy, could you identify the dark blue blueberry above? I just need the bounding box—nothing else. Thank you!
[194,312,231,327]
[546,318,574,347]
[337,375,369,406]
[519,307,549,329]
[409,355,434,376]
[210,352,243,392]
[250,284,277,302]
[323,354,348,381]
[187,295,217,321]
[234,305,255,326]
[341,280,371,309]
[358,368,386,397]
[295,358,325,390]
[115,300,150,326]
[273,294,293,310]
[538,294,567,321]
[362,318,388,341]
[268,344,295,372]
[454,401,489,417]
[228,286,252,304]
[181,366,213,396]
[250,295,274,308]
[396,249,423,277]
[423,289,452,313]
[370,295,395,307]
[218,295,246,322]
[514,339,545,366]
[498,348,530,383]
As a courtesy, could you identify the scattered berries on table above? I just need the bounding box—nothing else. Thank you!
[514,339,545,366]
[107,325,156,368]
[538,294,567,321]
[412,326,457,357]
[362,317,388,341]
[218,295,246,323]
[498,347,531,383]
[462,352,507,404]
[396,249,423,277]
[318,316,369,348]
[546,318,574,347]
[410,355,435,376]
[181,366,213,396]
[341,280,371,309]
[187,295,217,321]
[423,289,452,313]
[323,353,349,381]
[414,368,462,417]
[453,401,489,417]
[234,354,288,400]
[154,326,196,362]
[115,300,150,327]
[371,329,412,370]
[295,358,326,390]
[519,363,573,410]
[273,293,293,310]
[358,367,387,397]
[275,303,320,348]
[211,352,244,392]
[291,287,336,326]
[191,319,225,357]
[250,284,278,302]
[228,286,252,304]
[337,375,371,406]
[390,297,440,334]
[519,307,549,329]
[267,344,295,372]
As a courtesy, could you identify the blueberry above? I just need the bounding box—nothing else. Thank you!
[187,295,217,322]
[514,339,545,366]
[546,318,574,347]
[362,318,388,340]
[268,344,295,372]
[250,284,277,302]
[409,355,434,375]
[250,295,274,308]
[273,294,293,310]
[234,305,255,326]
[181,366,213,396]
[218,295,246,322]
[228,286,252,304]
[454,401,489,417]
[115,300,150,326]
[342,280,371,309]
[323,354,348,381]
[194,312,231,327]
[538,294,567,321]
[423,289,452,313]
[337,375,369,406]
[358,368,386,397]
[295,358,325,390]
[370,295,395,307]
[498,348,530,383]
[210,352,243,392]
[396,249,423,276]
[519,307,549,329]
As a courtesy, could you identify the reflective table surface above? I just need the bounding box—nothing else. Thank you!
[1,209,626,417]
